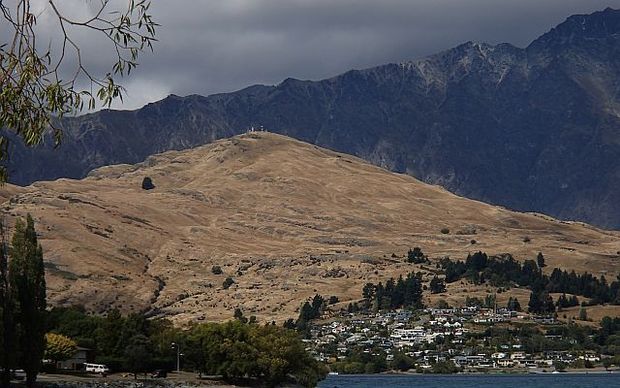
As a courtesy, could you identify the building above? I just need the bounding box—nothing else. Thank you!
[56,347,92,370]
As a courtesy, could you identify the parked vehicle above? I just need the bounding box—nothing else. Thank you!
[12,369,25,381]
[84,363,109,375]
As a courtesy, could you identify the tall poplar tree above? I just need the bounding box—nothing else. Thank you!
[9,215,46,387]
[0,218,16,387]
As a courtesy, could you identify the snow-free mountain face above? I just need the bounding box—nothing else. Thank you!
[3,133,619,321]
[4,8,620,229]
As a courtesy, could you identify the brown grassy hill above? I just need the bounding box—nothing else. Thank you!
[1,132,619,323]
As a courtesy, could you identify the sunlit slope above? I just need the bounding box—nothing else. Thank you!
[2,132,619,322]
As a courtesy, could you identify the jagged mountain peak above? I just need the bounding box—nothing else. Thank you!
[529,7,620,50]
[4,8,620,230]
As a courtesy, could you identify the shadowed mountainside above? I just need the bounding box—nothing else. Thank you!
[5,8,620,229]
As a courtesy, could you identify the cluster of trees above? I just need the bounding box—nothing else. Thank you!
[332,347,462,374]
[547,268,619,304]
[595,316,620,357]
[440,252,544,286]
[330,347,388,374]
[186,321,326,386]
[0,215,47,387]
[361,272,424,311]
[527,287,556,314]
[429,276,446,294]
[406,247,428,264]
[47,306,326,386]
[556,293,580,309]
[439,252,620,307]
[47,306,174,374]
[286,295,326,334]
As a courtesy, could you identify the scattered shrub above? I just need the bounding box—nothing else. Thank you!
[211,265,223,275]
[222,277,235,289]
[141,177,155,190]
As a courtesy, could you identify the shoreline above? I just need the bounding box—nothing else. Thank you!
[329,367,619,377]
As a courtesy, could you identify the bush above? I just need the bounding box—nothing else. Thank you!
[141,177,155,190]
[431,360,460,374]
[211,265,223,275]
[440,228,450,234]
[391,352,415,371]
[407,247,427,264]
[222,277,234,289]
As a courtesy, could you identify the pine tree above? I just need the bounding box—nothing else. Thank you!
[536,252,546,268]
[9,215,46,387]
[507,297,521,312]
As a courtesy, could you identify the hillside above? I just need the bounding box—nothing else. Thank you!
[1,133,619,322]
[3,8,620,229]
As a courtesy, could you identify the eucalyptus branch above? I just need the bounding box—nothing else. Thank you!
[0,0,157,183]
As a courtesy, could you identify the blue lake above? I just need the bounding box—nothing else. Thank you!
[317,373,620,388]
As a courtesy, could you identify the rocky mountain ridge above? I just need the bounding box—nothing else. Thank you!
[4,8,620,229]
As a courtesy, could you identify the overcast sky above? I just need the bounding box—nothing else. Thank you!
[34,0,619,110]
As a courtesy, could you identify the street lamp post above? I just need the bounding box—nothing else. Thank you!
[171,342,181,372]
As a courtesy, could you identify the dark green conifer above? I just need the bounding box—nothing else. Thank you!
[9,215,46,387]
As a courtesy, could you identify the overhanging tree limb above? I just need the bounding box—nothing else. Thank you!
[0,0,158,183]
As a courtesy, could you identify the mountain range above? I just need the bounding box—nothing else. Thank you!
[4,7,620,229]
[3,133,619,321]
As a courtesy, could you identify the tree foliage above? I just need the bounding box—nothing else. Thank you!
[189,321,326,387]
[124,334,153,379]
[362,272,424,311]
[0,217,15,387]
[406,247,427,264]
[440,252,620,304]
[45,332,77,363]
[506,297,521,312]
[0,0,157,182]
[9,214,46,386]
[429,276,446,294]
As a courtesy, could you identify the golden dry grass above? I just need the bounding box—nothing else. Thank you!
[1,132,619,323]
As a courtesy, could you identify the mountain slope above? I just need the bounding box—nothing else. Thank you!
[2,133,619,322]
[4,8,620,229]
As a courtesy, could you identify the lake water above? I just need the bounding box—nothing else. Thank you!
[317,373,620,388]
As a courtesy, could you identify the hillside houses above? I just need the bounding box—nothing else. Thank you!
[306,305,606,373]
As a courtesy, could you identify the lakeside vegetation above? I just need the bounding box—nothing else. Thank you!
[46,306,326,386]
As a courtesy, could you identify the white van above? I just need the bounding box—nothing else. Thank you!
[84,363,109,375]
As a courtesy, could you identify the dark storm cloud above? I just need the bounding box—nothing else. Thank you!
[34,0,618,109]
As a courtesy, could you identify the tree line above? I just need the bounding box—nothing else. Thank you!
[46,305,326,386]
[439,252,620,306]
[361,272,425,311]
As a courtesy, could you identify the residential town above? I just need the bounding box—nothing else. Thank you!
[305,305,613,374]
